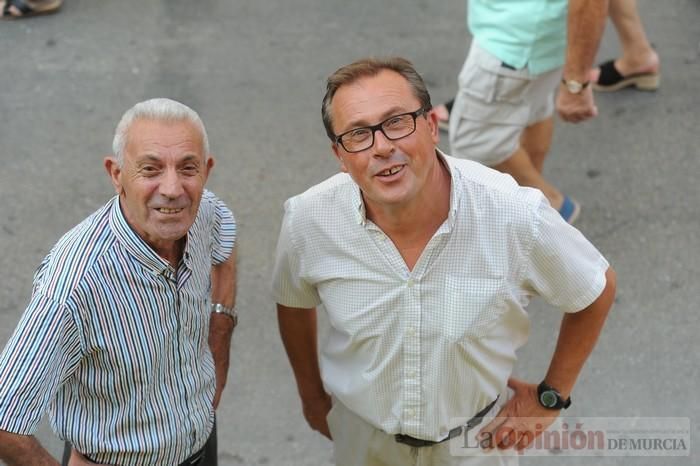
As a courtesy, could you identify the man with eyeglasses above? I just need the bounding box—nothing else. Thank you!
[273,57,615,465]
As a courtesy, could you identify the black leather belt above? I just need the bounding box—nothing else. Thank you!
[83,447,205,466]
[178,445,206,466]
[395,397,498,448]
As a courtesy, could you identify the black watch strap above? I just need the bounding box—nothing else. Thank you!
[537,381,571,410]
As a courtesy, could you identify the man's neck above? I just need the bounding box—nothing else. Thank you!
[366,155,451,242]
[153,238,185,269]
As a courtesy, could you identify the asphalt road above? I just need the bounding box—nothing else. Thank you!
[1,1,698,465]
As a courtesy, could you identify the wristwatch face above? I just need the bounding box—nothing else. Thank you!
[540,390,559,408]
[566,80,583,94]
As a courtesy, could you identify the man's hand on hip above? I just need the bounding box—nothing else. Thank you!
[477,378,561,452]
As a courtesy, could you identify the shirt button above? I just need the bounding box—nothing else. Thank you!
[407,279,414,288]
[407,369,417,378]
[406,327,416,336]
[406,408,415,418]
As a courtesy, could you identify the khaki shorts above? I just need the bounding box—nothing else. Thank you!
[327,395,518,466]
[448,41,562,166]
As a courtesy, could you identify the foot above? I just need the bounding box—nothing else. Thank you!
[590,49,660,86]
[1,0,62,19]
[557,196,581,225]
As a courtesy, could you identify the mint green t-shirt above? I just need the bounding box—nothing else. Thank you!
[468,0,568,74]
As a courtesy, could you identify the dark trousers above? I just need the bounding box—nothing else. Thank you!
[61,422,217,466]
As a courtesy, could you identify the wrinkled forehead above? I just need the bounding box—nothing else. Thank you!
[125,118,207,157]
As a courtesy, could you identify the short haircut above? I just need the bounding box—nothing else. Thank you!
[321,57,432,141]
[112,98,210,166]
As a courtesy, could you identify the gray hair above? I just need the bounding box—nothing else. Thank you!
[112,98,210,165]
[321,57,432,141]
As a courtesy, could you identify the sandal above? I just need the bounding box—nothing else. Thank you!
[1,0,63,19]
[558,196,580,225]
[593,59,660,92]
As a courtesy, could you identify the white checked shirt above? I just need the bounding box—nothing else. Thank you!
[272,151,609,441]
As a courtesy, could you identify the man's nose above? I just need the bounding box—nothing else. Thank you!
[159,169,185,198]
[371,128,394,157]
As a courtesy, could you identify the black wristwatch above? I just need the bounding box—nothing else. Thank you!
[537,381,571,410]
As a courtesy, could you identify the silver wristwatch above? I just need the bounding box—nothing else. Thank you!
[211,303,238,327]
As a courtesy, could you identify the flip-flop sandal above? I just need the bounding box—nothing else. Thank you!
[593,59,660,92]
[558,195,581,225]
[1,0,62,19]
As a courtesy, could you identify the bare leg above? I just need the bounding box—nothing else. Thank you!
[610,0,659,74]
[493,146,564,210]
[592,0,659,81]
[519,117,554,174]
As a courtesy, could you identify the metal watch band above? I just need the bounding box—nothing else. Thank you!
[210,302,238,327]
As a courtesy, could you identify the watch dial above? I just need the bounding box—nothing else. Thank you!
[541,391,557,407]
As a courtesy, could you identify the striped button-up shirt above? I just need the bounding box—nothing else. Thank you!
[0,190,236,465]
[272,152,609,441]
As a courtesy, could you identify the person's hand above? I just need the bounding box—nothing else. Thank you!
[68,448,114,466]
[301,392,333,440]
[209,312,235,409]
[477,378,562,452]
[556,85,598,123]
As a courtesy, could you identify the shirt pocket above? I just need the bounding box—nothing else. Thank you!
[440,275,507,341]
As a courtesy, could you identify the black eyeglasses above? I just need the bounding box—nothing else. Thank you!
[334,107,429,153]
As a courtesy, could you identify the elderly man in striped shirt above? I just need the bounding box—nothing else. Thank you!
[272,58,616,465]
[0,98,237,466]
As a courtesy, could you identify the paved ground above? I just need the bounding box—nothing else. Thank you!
[1,0,698,465]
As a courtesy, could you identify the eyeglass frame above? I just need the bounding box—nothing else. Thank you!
[333,107,431,153]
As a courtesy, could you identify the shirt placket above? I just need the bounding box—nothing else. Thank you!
[162,262,198,456]
[177,259,200,454]
[402,268,422,435]
[401,230,450,438]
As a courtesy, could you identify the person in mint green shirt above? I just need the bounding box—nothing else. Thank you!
[439,0,606,224]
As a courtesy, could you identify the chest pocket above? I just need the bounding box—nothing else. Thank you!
[440,275,507,341]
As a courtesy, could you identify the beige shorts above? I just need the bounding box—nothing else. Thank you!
[448,41,562,166]
[326,395,518,466]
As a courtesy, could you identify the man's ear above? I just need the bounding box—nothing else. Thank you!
[331,143,348,173]
[204,155,215,179]
[426,108,440,144]
[104,156,123,194]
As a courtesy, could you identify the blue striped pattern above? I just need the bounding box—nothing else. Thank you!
[0,190,236,466]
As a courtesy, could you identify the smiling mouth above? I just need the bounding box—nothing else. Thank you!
[155,207,184,214]
[377,165,404,177]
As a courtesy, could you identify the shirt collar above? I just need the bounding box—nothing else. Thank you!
[351,148,462,229]
[108,196,190,276]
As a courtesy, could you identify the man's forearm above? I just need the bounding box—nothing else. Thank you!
[208,248,237,408]
[277,305,326,399]
[544,267,617,397]
[563,0,609,80]
[0,430,59,466]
